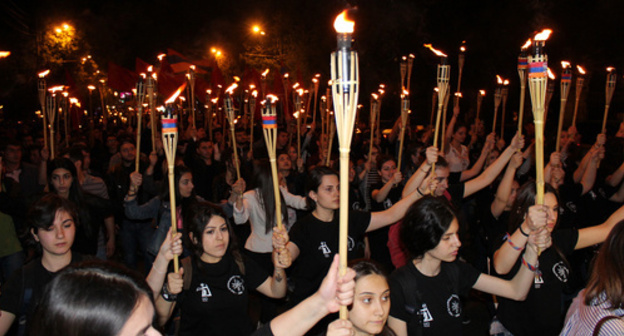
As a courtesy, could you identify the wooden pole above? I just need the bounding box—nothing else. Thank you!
[147,76,157,152]
[62,93,69,147]
[38,75,48,149]
[46,95,57,159]
[188,67,197,129]
[225,92,241,181]
[603,69,617,134]
[249,91,257,151]
[544,80,555,122]
[476,91,484,124]
[397,93,409,171]
[556,66,572,152]
[406,54,415,92]
[430,88,438,127]
[326,115,335,167]
[400,56,407,90]
[528,39,548,206]
[162,109,180,273]
[368,95,379,166]
[492,84,502,135]
[261,96,284,230]
[517,52,528,139]
[454,50,465,108]
[501,85,509,139]
[432,63,451,173]
[441,86,450,153]
[331,41,359,320]
[572,67,585,127]
[135,79,146,173]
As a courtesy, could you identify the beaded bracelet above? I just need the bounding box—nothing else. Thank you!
[521,256,541,276]
[504,233,524,251]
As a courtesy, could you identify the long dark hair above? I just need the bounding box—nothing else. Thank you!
[160,165,196,206]
[400,196,456,260]
[29,261,154,336]
[585,219,624,308]
[253,160,289,234]
[183,202,245,273]
[47,158,83,205]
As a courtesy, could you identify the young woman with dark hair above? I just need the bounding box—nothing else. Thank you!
[284,164,430,334]
[327,260,396,336]
[388,196,550,336]
[154,202,290,336]
[561,219,624,335]
[492,182,624,336]
[28,261,160,336]
[0,194,85,336]
[47,158,114,257]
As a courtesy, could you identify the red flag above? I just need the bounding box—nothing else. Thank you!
[107,62,138,92]
[157,59,186,99]
[135,58,152,74]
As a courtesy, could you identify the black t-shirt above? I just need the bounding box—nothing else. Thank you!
[72,192,113,255]
[389,260,480,336]
[497,229,579,336]
[177,254,269,336]
[370,182,403,212]
[289,210,371,304]
[557,183,584,230]
[444,183,466,209]
[0,253,85,336]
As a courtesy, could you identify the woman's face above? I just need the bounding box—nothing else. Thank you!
[178,172,194,198]
[309,174,340,211]
[349,274,391,336]
[117,294,161,336]
[427,218,461,263]
[50,168,73,198]
[288,146,298,162]
[199,216,229,263]
[32,210,75,257]
[378,160,397,183]
[543,192,559,233]
[453,126,467,143]
[277,154,292,171]
[506,181,520,208]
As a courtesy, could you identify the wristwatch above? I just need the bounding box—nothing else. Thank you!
[161,283,178,302]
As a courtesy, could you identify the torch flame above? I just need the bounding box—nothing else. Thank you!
[409,54,415,59]
[293,83,300,89]
[561,61,571,69]
[607,67,615,73]
[211,98,219,104]
[455,92,463,98]
[69,98,79,105]
[233,76,241,82]
[521,39,532,50]
[252,90,258,98]
[534,29,552,41]
[577,65,586,75]
[297,88,304,96]
[479,90,486,96]
[379,84,385,89]
[141,73,147,79]
[284,73,289,79]
[434,87,439,92]
[250,84,256,90]
[402,56,407,61]
[402,89,409,96]
[315,73,321,78]
[147,65,153,72]
[62,92,68,97]
[371,93,379,100]
[225,83,238,95]
[460,46,466,52]
[190,65,196,71]
[334,10,355,34]
[547,68,555,80]
[312,78,318,83]
[38,70,50,78]
[496,75,503,84]
[261,69,270,77]
[423,44,447,57]
[165,83,187,104]
[0,51,10,58]
[503,80,510,86]
[152,73,158,80]
[266,94,279,104]
[157,54,166,61]
[86,85,96,91]
[49,85,65,93]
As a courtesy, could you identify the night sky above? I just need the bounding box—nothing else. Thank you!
[2,0,623,134]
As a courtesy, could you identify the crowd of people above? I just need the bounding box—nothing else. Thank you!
[1,100,624,336]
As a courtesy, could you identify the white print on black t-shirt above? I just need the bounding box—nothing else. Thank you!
[319,242,332,258]
[420,303,433,327]
[348,237,355,251]
[446,294,461,317]
[383,198,393,209]
[227,275,245,295]
[565,201,577,213]
[534,273,544,288]
[552,262,569,283]
[197,283,212,302]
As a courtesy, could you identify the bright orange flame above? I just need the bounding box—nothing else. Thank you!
[479,90,486,95]
[434,87,439,92]
[157,54,166,61]
[312,78,318,83]
[521,39,532,50]
[607,67,615,72]
[87,85,96,91]
[455,92,463,98]
[252,90,258,98]
[211,98,218,104]
[225,83,238,95]
[547,68,555,80]
[284,73,289,79]
[378,89,385,95]
[297,88,304,96]
[38,70,50,78]
[165,84,187,104]
[293,83,300,89]
[423,44,447,57]
[402,89,409,96]
[266,94,279,104]
[577,65,586,75]
[334,10,355,34]
[0,51,10,58]
[534,29,552,41]
[496,75,503,84]
[409,54,415,59]
[141,73,147,79]
[207,89,212,95]
[249,84,256,90]
[49,85,65,93]
[503,80,510,85]
[261,69,270,77]
[147,65,153,72]
[62,92,68,97]
[371,93,379,100]
[315,73,321,78]
[561,61,571,69]
[379,84,385,88]
[152,73,157,80]
[460,46,466,52]
[233,76,241,82]
[402,56,407,61]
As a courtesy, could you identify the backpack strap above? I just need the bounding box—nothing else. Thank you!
[181,257,193,291]
[593,314,624,336]
[396,268,424,336]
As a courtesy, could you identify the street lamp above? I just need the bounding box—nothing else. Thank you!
[87,85,96,117]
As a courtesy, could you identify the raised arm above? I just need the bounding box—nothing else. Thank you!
[493,204,548,275]
[464,134,524,198]
[402,146,437,198]
[443,105,460,154]
[576,203,624,250]
[460,133,495,182]
[580,145,602,195]
[368,180,427,232]
[372,171,403,203]
[491,153,523,218]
